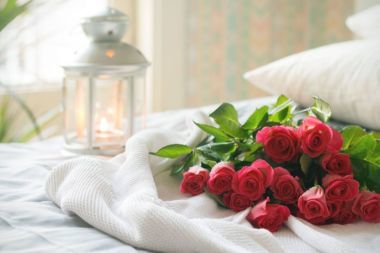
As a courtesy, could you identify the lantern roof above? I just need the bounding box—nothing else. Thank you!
[63,7,149,75]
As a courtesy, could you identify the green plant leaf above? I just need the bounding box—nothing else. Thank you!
[367,140,380,165]
[197,142,237,162]
[346,134,376,159]
[170,154,194,176]
[269,95,294,123]
[242,106,269,130]
[209,103,248,138]
[205,190,227,208]
[310,96,331,123]
[367,163,380,192]
[300,154,311,176]
[341,126,367,150]
[0,0,32,32]
[193,122,230,142]
[198,142,237,154]
[351,158,370,188]
[150,144,193,158]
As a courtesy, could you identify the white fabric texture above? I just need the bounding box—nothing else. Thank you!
[346,5,380,39]
[244,39,380,130]
[45,102,380,253]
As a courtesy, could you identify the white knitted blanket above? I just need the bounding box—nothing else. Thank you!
[45,108,380,253]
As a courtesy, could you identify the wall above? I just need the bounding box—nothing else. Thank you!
[183,0,354,108]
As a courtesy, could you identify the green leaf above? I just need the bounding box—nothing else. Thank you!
[193,122,230,142]
[300,154,311,176]
[209,103,248,138]
[170,154,194,176]
[197,142,238,162]
[367,163,380,192]
[310,96,331,123]
[351,158,370,188]
[367,140,380,165]
[269,95,294,123]
[341,126,366,150]
[238,142,263,152]
[242,106,269,130]
[346,134,376,158]
[205,190,227,208]
[150,144,193,158]
[198,142,237,154]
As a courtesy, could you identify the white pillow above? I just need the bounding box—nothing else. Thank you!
[346,5,380,39]
[244,40,380,130]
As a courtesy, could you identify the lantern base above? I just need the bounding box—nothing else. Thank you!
[64,143,124,156]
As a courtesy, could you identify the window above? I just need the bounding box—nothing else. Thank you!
[0,0,108,87]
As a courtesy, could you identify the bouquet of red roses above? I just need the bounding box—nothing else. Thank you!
[151,95,380,232]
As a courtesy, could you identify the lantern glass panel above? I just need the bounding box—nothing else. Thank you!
[92,77,127,149]
[63,73,146,155]
[64,77,90,147]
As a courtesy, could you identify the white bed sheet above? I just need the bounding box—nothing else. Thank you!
[1,96,379,253]
[0,97,277,253]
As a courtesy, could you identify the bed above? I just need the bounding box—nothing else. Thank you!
[0,98,272,253]
[1,96,379,253]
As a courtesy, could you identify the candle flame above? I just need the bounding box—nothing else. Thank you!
[99,117,110,132]
[106,50,115,58]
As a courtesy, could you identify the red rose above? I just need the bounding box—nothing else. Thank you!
[321,153,352,176]
[298,116,333,158]
[207,162,235,195]
[323,174,359,201]
[180,166,209,196]
[327,201,343,218]
[270,167,303,204]
[246,197,290,232]
[256,126,299,163]
[326,129,343,153]
[333,200,358,224]
[223,192,251,212]
[352,191,380,223]
[231,159,274,201]
[297,186,330,224]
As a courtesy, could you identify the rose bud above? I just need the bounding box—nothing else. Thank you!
[223,192,251,212]
[333,200,358,225]
[352,191,380,223]
[180,166,209,196]
[297,186,330,224]
[320,153,352,176]
[232,159,274,201]
[323,174,359,202]
[207,162,235,195]
[270,167,304,204]
[298,116,333,158]
[326,128,343,153]
[256,126,300,163]
[246,197,290,232]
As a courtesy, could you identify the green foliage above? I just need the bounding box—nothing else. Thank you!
[150,144,193,158]
[193,122,230,142]
[342,126,380,192]
[242,106,269,130]
[209,103,248,138]
[310,96,332,123]
[0,96,11,141]
[0,0,32,32]
[269,95,295,124]
[150,94,380,193]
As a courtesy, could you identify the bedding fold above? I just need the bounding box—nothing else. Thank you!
[45,108,380,253]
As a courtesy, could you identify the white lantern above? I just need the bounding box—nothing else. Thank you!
[62,8,149,155]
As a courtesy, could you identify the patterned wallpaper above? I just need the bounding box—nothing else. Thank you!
[185,0,354,107]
